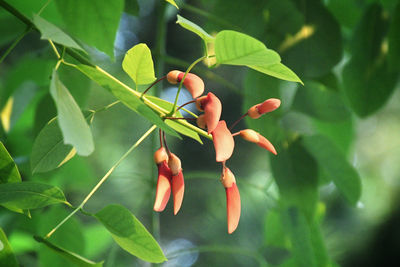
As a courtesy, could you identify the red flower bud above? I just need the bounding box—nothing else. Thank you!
[239,129,277,155]
[154,147,168,164]
[221,167,240,234]
[166,70,204,98]
[211,120,235,162]
[247,98,281,119]
[153,160,172,212]
[196,92,222,133]
[168,153,185,215]
[196,114,206,129]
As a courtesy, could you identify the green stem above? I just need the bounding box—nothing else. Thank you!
[167,245,268,267]
[44,125,157,239]
[49,40,61,59]
[171,56,206,112]
[93,100,121,113]
[0,27,31,64]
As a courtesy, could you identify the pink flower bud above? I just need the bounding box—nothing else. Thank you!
[172,170,184,215]
[247,98,281,119]
[196,92,222,133]
[221,167,240,234]
[211,120,235,162]
[153,161,172,212]
[166,70,204,98]
[239,129,277,155]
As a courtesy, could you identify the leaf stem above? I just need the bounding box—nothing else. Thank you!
[171,56,206,113]
[49,40,61,59]
[141,76,166,96]
[229,112,248,131]
[44,125,157,239]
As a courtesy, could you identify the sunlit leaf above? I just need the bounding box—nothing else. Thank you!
[122,43,156,87]
[146,96,203,144]
[95,204,167,263]
[35,236,103,267]
[250,63,303,84]
[215,30,280,67]
[292,80,350,121]
[166,0,179,9]
[32,14,84,51]
[0,181,70,209]
[343,3,398,117]
[176,15,214,43]
[0,228,19,267]
[31,112,94,174]
[75,64,179,138]
[302,135,361,205]
[55,0,124,58]
[50,70,94,156]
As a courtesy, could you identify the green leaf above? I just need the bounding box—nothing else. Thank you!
[250,63,303,84]
[32,14,85,51]
[95,204,167,263]
[31,112,94,174]
[343,3,398,117]
[55,0,124,58]
[35,236,103,267]
[50,70,94,156]
[176,15,214,43]
[388,1,400,71]
[0,142,21,184]
[0,228,19,267]
[215,30,281,67]
[75,64,179,138]
[280,207,316,267]
[270,139,319,219]
[281,1,343,78]
[166,0,179,9]
[0,181,69,209]
[122,44,156,87]
[146,96,203,144]
[0,141,30,216]
[292,80,350,121]
[124,0,139,16]
[302,135,361,205]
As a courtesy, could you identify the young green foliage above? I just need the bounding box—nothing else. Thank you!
[0,228,19,267]
[50,70,94,156]
[95,204,167,263]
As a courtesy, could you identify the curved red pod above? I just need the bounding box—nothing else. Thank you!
[226,183,241,234]
[197,93,222,133]
[239,129,277,155]
[211,121,235,162]
[257,133,277,155]
[172,170,184,215]
[177,72,204,99]
[153,161,172,212]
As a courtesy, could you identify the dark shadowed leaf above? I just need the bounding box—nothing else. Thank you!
[292,80,350,121]
[55,0,124,58]
[50,70,94,156]
[32,14,84,51]
[95,204,167,263]
[343,3,398,117]
[0,228,19,267]
[122,44,156,87]
[35,236,103,267]
[75,64,179,138]
[270,139,319,218]
[302,135,361,205]
[388,1,400,71]
[0,182,70,209]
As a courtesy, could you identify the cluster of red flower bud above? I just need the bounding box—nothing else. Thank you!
[152,70,281,234]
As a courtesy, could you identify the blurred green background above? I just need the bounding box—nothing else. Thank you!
[0,0,400,266]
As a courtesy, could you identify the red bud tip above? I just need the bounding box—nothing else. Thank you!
[196,114,206,129]
[257,98,281,114]
[153,161,172,212]
[182,73,205,98]
[257,133,277,155]
[211,121,235,162]
[226,183,240,234]
[167,70,182,84]
[172,171,184,215]
[154,147,168,164]
[168,153,182,176]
